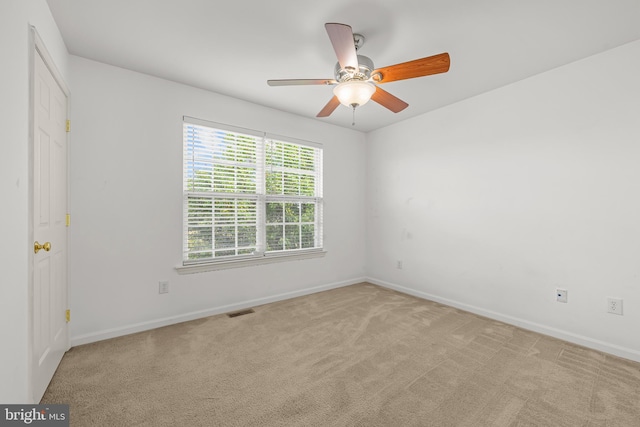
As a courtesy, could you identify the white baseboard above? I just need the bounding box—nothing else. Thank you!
[71,277,365,347]
[366,276,640,363]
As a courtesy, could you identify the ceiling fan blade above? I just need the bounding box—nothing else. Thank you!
[325,23,358,72]
[373,53,450,84]
[267,79,337,86]
[316,96,341,117]
[371,87,409,113]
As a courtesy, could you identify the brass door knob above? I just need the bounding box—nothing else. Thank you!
[34,241,51,253]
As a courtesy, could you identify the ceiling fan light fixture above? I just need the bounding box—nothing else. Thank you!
[333,80,376,108]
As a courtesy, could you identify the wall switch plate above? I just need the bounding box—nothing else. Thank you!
[607,297,623,315]
[159,281,169,294]
[556,289,568,303]
[396,260,403,270]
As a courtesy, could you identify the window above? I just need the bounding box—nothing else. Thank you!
[182,117,323,269]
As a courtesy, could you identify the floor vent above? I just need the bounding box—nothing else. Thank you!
[227,308,255,318]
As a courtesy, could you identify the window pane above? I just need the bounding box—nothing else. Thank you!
[237,200,256,224]
[283,144,299,169]
[266,141,283,167]
[214,226,236,249]
[238,226,256,248]
[236,167,256,193]
[301,224,315,248]
[187,227,212,253]
[189,169,212,192]
[266,171,282,194]
[301,203,314,222]
[215,249,235,257]
[214,199,235,225]
[188,251,212,260]
[187,197,212,225]
[266,225,283,251]
[285,203,300,223]
[236,137,256,163]
[300,146,315,171]
[214,136,234,160]
[213,165,235,192]
[283,173,300,195]
[285,225,300,250]
[266,202,283,223]
[300,175,314,196]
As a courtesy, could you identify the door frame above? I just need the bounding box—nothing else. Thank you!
[28,26,71,403]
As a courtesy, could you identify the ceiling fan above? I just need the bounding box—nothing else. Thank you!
[267,23,450,122]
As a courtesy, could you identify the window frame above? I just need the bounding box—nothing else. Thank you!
[177,117,325,274]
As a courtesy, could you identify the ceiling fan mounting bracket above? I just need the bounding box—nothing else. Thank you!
[353,33,365,51]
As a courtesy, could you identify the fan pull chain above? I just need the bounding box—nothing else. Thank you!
[352,105,356,126]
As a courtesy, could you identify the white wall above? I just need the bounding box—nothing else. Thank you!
[68,56,366,344]
[0,0,69,404]
[366,40,640,362]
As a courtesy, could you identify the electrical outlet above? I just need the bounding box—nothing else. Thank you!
[556,289,567,303]
[607,297,623,315]
[396,260,403,270]
[159,281,169,294]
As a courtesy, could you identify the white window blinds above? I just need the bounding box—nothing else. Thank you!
[183,117,323,264]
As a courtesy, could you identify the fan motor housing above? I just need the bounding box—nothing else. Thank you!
[335,55,375,82]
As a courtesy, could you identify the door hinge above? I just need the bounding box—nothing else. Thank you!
[65,309,70,323]
[66,120,71,132]
[66,213,71,227]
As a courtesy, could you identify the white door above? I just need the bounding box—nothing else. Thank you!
[32,47,69,402]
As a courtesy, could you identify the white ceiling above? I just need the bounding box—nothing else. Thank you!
[46,0,640,133]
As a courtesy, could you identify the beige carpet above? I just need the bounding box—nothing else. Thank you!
[42,283,640,426]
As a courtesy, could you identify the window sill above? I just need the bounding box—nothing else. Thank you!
[175,250,327,274]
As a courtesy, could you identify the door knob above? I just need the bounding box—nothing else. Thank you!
[34,241,51,254]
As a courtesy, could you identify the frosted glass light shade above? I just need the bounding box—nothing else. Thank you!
[333,81,376,107]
